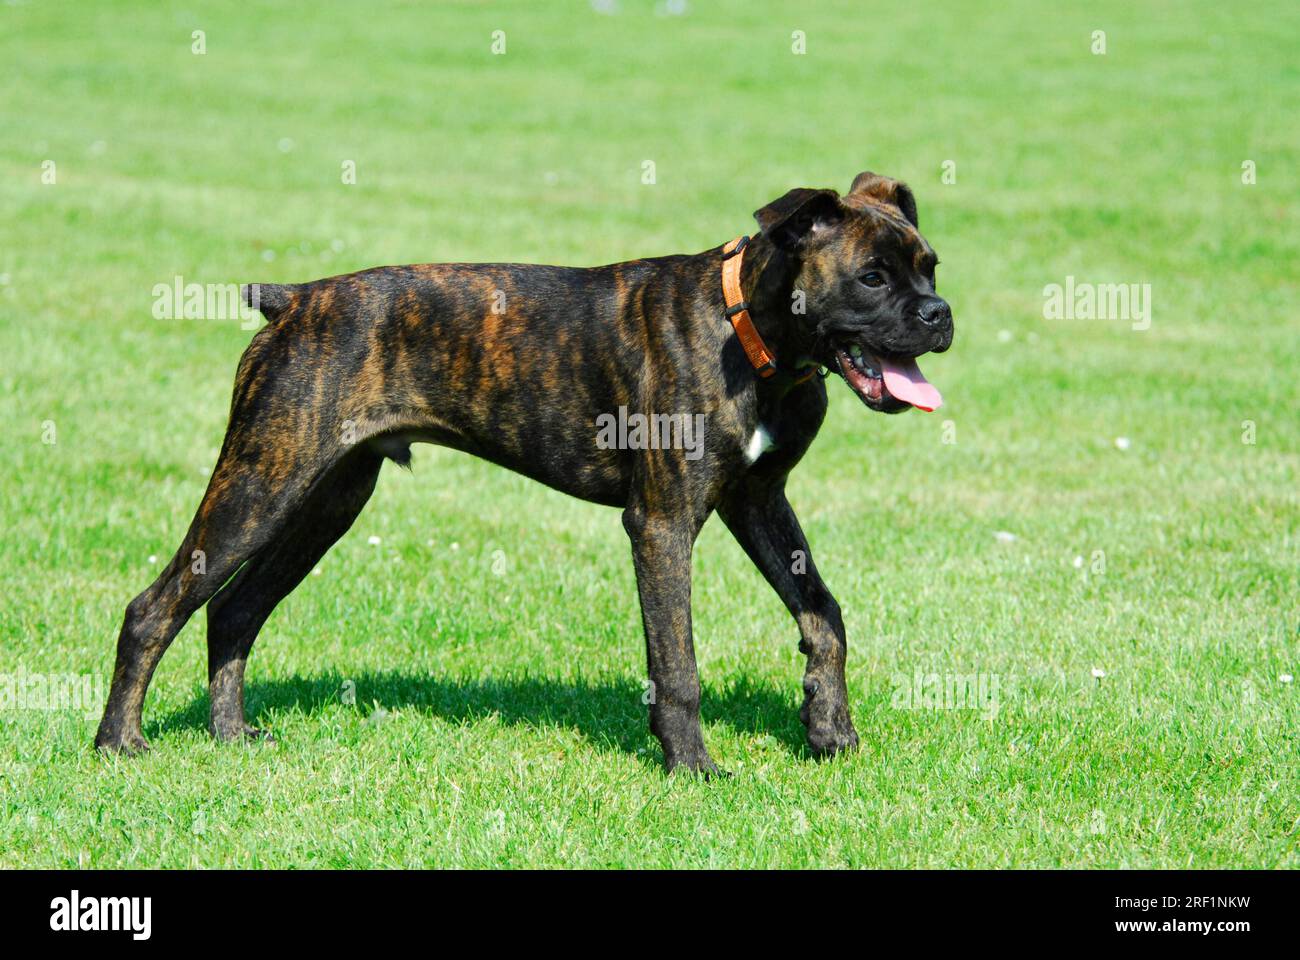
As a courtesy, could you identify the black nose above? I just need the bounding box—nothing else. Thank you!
[917,298,951,327]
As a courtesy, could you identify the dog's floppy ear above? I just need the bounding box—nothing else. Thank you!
[753,188,843,250]
[848,171,919,228]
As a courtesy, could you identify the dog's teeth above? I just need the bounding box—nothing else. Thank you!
[864,365,879,378]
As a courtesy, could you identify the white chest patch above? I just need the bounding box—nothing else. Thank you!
[744,425,775,464]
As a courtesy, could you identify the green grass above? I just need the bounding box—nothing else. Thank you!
[1,0,1297,868]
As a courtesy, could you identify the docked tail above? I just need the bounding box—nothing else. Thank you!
[240,282,301,323]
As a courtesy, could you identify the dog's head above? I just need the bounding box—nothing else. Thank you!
[755,171,952,413]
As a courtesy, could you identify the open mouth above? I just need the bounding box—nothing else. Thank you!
[834,344,943,414]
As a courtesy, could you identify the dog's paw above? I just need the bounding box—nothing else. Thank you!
[807,723,859,758]
[210,721,276,745]
[664,750,729,780]
[801,679,859,758]
[95,731,151,756]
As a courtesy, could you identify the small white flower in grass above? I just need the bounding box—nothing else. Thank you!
[311,567,322,576]
[1073,555,1084,568]
[426,539,434,547]
[367,535,381,546]
[450,542,460,551]
[1114,436,1131,450]
[997,329,1012,343]
[994,531,1017,543]
[277,137,294,153]
[1091,667,1106,680]
[147,555,157,565]
[1281,674,1294,685]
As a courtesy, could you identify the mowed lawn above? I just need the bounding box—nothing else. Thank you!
[0,1,1296,868]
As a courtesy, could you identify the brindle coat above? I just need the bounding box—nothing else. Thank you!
[96,171,954,775]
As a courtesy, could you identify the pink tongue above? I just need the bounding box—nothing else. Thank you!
[880,357,942,411]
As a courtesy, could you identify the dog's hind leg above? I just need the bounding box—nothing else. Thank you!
[95,439,344,754]
[95,338,353,754]
[204,446,384,742]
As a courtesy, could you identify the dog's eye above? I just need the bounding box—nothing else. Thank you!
[860,271,886,288]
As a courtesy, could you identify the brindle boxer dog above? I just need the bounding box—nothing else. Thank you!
[96,170,953,775]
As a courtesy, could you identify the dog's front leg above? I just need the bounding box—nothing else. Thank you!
[719,484,859,757]
[622,505,718,776]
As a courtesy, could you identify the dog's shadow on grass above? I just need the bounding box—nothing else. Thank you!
[151,671,809,765]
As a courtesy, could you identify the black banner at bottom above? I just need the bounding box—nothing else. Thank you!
[2,868,1282,945]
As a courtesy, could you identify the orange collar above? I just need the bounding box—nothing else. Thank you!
[721,236,817,384]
